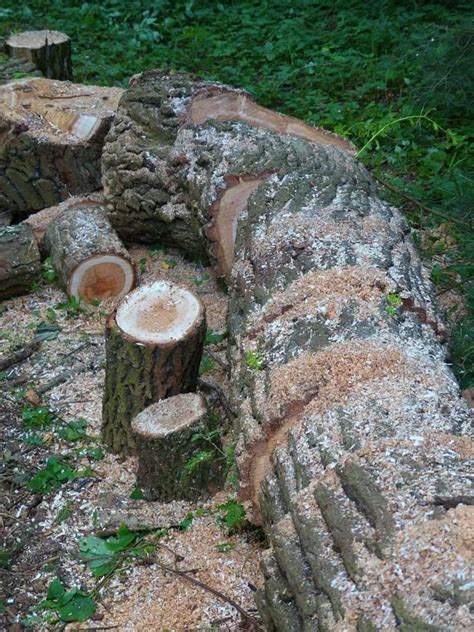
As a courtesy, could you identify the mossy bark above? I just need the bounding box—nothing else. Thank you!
[102,312,206,455]
[0,224,41,299]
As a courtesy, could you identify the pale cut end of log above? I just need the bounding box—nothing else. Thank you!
[206,175,267,276]
[6,30,72,80]
[132,393,220,501]
[43,205,135,303]
[115,280,203,344]
[185,89,354,153]
[102,281,206,455]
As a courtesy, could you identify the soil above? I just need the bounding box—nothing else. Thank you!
[0,245,263,631]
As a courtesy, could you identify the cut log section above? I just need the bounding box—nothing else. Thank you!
[5,31,72,81]
[43,205,135,303]
[102,281,206,455]
[0,78,123,220]
[132,393,221,501]
[0,223,41,299]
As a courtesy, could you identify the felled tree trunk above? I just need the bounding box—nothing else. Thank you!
[0,224,41,299]
[102,281,206,455]
[43,205,135,303]
[132,393,221,501]
[5,31,72,81]
[0,78,122,220]
[101,71,473,631]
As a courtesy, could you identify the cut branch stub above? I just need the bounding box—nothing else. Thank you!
[132,393,221,501]
[0,224,41,300]
[102,281,206,455]
[6,30,72,80]
[43,205,135,303]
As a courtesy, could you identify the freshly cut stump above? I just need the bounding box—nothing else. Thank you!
[132,393,220,501]
[102,281,206,455]
[0,224,41,299]
[5,30,72,80]
[0,78,123,219]
[43,205,135,303]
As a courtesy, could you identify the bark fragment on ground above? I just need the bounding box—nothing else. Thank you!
[5,30,72,81]
[43,204,135,302]
[102,280,206,455]
[0,78,122,220]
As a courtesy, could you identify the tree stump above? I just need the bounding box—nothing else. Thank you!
[0,224,41,299]
[43,205,135,303]
[0,78,123,220]
[132,393,220,501]
[5,31,72,81]
[102,281,206,455]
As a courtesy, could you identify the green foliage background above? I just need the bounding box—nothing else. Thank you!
[1,0,472,385]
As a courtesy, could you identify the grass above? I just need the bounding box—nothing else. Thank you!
[0,0,472,385]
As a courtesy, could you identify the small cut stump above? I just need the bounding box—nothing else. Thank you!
[132,393,220,501]
[102,281,206,455]
[43,205,135,303]
[0,223,41,300]
[5,31,72,81]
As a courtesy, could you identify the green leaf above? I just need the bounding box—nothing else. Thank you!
[47,577,65,602]
[34,322,61,342]
[57,594,96,622]
[217,499,246,532]
[184,449,214,472]
[130,487,145,499]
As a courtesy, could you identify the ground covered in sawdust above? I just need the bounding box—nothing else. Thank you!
[0,245,264,631]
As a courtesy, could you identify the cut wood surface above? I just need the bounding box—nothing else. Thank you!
[132,393,221,501]
[0,223,41,300]
[43,204,135,303]
[102,280,206,454]
[102,71,473,631]
[5,30,72,81]
[0,78,123,220]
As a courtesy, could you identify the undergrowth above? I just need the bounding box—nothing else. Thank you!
[0,0,472,385]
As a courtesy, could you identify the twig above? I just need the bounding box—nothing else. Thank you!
[198,379,235,419]
[0,340,40,371]
[155,560,263,630]
[206,350,230,375]
[373,174,470,227]
[432,495,474,509]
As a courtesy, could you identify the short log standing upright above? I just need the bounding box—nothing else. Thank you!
[102,280,206,455]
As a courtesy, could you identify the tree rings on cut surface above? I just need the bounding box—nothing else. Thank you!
[102,281,206,455]
[132,393,221,501]
[43,205,135,303]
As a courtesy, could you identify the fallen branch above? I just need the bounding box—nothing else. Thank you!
[0,340,40,372]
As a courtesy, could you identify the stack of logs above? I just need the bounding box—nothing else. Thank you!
[1,33,472,631]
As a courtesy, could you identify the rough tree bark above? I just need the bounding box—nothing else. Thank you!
[22,192,105,248]
[43,205,135,303]
[132,393,221,501]
[102,280,206,455]
[0,78,122,220]
[102,72,473,631]
[0,224,41,299]
[5,31,72,81]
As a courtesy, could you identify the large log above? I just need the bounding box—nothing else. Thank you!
[0,224,41,299]
[102,72,473,631]
[132,393,221,501]
[102,280,206,455]
[0,78,123,220]
[5,31,72,81]
[43,205,135,303]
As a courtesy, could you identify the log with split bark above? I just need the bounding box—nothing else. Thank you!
[43,204,135,303]
[132,393,222,501]
[102,71,473,631]
[0,78,122,220]
[102,280,206,455]
[5,31,72,81]
[0,223,41,299]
